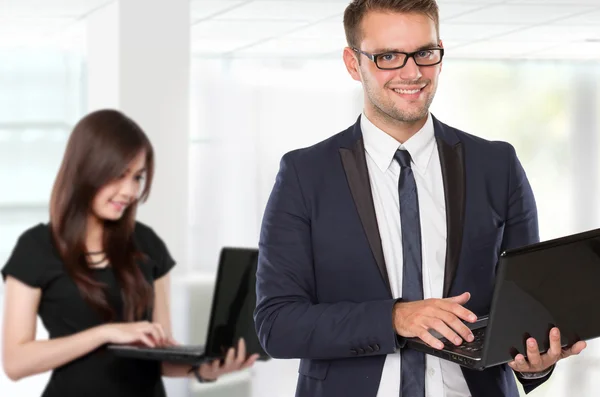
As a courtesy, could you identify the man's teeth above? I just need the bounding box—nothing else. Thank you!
[394,88,422,94]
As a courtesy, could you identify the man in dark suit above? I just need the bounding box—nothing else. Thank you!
[254,1,586,396]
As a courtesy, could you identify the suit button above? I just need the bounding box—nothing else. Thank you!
[374,344,380,352]
[366,345,374,353]
[350,349,358,355]
[358,348,365,355]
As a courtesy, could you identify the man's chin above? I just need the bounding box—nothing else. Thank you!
[389,109,428,124]
[390,96,431,118]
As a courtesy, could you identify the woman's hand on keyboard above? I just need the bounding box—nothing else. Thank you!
[101,321,172,347]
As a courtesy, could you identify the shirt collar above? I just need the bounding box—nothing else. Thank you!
[361,112,436,174]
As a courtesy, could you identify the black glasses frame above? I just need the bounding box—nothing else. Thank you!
[352,47,445,70]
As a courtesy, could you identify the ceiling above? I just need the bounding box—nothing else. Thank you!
[0,0,599,59]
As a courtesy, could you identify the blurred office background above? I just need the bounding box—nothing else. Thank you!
[1,0,599,396]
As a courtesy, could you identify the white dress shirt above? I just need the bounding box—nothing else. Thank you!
[361,113,472,397]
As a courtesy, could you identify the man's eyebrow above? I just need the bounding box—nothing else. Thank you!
[371,43,439,53]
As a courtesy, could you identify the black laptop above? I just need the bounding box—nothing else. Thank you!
[405,227,600,370]
[108,247,270,364]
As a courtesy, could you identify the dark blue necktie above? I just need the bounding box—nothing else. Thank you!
[394,149,425,397]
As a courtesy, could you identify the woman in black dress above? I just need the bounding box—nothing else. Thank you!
[1,109,258,397]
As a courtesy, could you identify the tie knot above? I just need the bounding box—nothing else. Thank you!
[394,149,412,168]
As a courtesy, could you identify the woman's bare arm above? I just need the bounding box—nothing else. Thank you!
[2,276,109,381]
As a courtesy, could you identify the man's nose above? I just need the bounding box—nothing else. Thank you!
[398,57,422,81]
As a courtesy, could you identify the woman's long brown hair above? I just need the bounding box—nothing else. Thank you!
[50,109,155,322]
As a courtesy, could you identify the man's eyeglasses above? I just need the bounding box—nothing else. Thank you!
[352,47,444,70]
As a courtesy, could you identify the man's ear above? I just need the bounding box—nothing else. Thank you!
[439,39,444,74]
[343,47,362,82]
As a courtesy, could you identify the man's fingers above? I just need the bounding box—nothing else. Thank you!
[546,328,562,363]
[418,328,445,350]
[563,341,587,358]
[426,317,462,346]
[507,360,517,371]
[525,338,542,369]
[445,292,471,306]
[572,341,587,355]
[438,311,475,342]
[509,354,529,372]
[439,299,477,323]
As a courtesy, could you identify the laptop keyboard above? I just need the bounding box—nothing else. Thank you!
[158,345,204,353]
[445,327,486,353]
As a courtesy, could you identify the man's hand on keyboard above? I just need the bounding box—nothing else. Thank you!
[393,292,478,349]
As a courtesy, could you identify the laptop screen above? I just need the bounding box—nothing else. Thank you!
[204,247,266,359]
[484,227,600,366]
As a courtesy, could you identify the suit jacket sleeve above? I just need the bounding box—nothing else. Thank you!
[500,144,553,393]
[254,153,399,360]
[500,144,539,254]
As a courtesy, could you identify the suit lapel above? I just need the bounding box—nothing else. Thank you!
[337,116,465,299]
[434,119,466,298]
[339,135,392,298]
